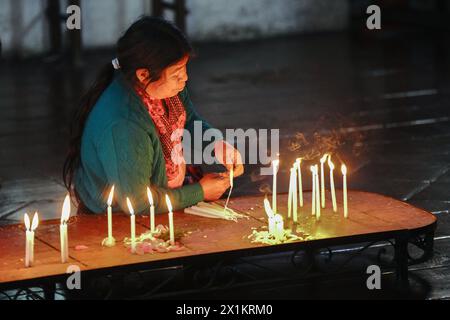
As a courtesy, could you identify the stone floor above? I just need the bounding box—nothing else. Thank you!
[1,25,450,299]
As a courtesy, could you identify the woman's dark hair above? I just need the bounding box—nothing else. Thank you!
[63,16,193,200]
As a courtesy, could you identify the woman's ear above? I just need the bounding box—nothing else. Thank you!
[135,68,150,85]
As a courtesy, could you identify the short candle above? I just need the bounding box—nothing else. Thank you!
[24,212,38,268]
[263,198,275,234]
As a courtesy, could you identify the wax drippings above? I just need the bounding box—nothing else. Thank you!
[248,227,312,245]
[123,224,184,255]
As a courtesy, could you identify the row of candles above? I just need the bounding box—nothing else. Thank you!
[22,155,348,266]
[23,187,176,267]
[266,154,348,237]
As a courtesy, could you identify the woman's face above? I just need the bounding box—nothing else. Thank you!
[136,55,189,99]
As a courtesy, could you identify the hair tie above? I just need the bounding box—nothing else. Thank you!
[111,58,121,70]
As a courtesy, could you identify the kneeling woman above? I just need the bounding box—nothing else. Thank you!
[63,17,243,214]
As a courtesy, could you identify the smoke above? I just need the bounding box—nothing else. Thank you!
[287,114,367,162]
[253,113,367,194]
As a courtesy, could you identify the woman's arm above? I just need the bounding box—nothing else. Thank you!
[97,120,204,214]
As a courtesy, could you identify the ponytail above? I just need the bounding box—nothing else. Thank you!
[63,63,115,201]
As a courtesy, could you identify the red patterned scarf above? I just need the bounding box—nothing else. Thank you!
[135,86,186,186]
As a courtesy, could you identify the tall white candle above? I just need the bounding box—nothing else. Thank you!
[320,154,328,209]
[272,159,279,214]
[147,187,155,233]
[328,158,337,212]
[287,167,293,219]
[25,232,31,268]
[30,212,38,265]
[342,164,348,218]
[165,195,175,245]
[126,197,136,253]
[263,198,275,234]
[315,164,321,220]
[107,185,115,243]
[60,225,67,263]
[296,158,303,207]
[292,163,298,223]
[310,166,316,216]
[60,194,71,263]
[24,213,31,268]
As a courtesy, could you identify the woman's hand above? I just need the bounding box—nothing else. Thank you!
[199,173,231,201]
[214,140,244,177]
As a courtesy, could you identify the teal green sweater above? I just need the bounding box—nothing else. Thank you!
[74,72,214,214]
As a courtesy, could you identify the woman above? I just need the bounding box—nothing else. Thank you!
[63,16,243,214]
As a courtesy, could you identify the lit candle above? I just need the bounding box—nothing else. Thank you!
[341,164,348,218]
[165,195,175,245]
[292,163,298,223]
[328,158,337,212]
[147,187,155,233]
[104,185,116,247]
[263,198,275,234]
[272,159,279,213]
[315,164,321,220]
[310,166,316,216]
[320,154,328,209]
[24,212,38,268]
[60,194,70,263]
[126,197,136,253]
[296,158,303,207]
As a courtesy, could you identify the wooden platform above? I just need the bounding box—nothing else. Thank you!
[0,191,437,291]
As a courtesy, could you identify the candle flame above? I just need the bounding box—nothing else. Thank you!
[263,198,274,218]
[328,157,335,170]
[295,157,302,164]
[24,213,30,231]
[146,187,154,206]
[165,194,173,213]
[126,197,134,215]
[320,154,328,163]
[341,164,347,175]
[61,194,71,224]
[31,212,39,231]
[107,185,115,206]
